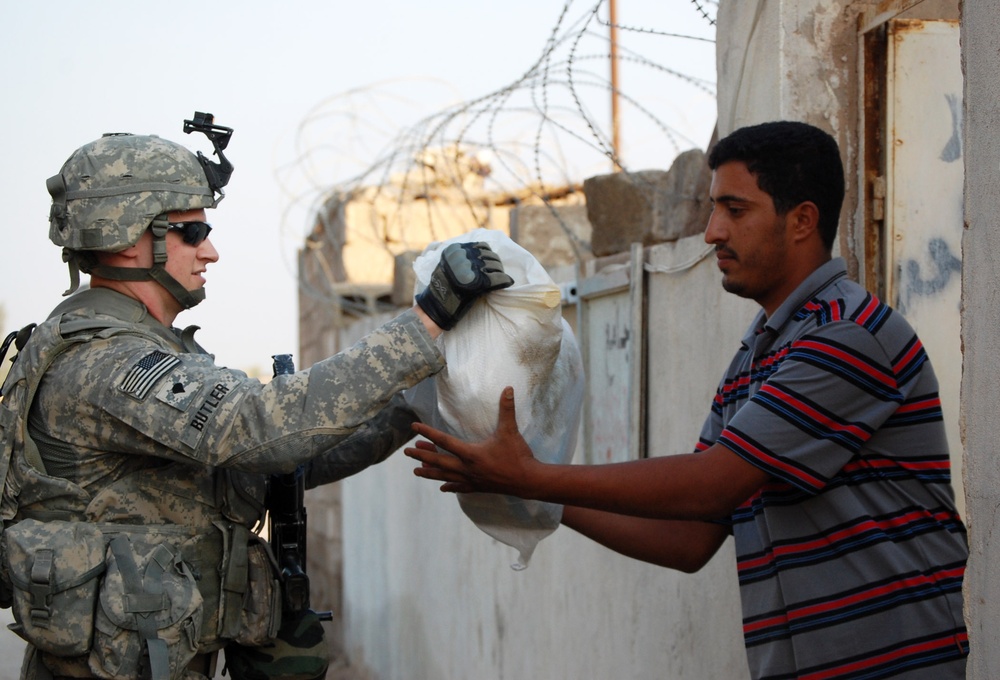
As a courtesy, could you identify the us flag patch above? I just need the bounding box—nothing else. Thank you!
[119,351,180,399]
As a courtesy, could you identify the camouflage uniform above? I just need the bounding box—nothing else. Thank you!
[2,117,509,680]
[4,285,443,678]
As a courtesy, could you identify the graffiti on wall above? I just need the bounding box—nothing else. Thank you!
[897,237,961,314]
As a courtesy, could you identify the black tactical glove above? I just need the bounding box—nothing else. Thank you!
[415,241,514,330]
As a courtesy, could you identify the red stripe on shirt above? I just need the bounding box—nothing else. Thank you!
[758,383,870,441]
[892,338,925,375]
[800,632,968,680]
[793,339,896,388]
[721,430,825,489]
[736,510,948,572]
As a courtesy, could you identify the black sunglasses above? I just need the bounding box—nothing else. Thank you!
[168,221,213,246]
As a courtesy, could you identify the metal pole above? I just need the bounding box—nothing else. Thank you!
[609,0,622,171]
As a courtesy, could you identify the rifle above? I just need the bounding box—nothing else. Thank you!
[267,354,332,621]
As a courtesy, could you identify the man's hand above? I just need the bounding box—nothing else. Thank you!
[405,387,539,496]
[415,241,514,331]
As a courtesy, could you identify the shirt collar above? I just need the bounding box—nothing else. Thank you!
[740,257,849,348]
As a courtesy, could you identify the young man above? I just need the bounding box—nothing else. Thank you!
[405,121,969,679]
[0,114,512,679]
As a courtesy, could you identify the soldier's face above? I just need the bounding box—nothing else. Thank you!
[164,209,219,293]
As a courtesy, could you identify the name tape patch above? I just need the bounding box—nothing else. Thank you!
[120,351,180,399]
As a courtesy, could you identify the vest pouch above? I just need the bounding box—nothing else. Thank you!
[233,536,281,646]
[3,519,105,657]
[89,533,203,680]
[215,522,281,647]
[0,402,20,609]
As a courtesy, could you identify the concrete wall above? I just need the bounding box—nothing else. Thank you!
[961,3,1000,677]
[717,0,860,272]
[717,0,855,136]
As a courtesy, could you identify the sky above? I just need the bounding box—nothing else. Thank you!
[0,0,717,375]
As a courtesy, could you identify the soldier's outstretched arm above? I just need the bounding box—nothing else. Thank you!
[303,394,419,487]
[90,309,442,473]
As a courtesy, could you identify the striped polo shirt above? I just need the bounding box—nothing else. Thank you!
[696,258,968,680]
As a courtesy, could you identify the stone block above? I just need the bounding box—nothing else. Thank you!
[584,148,712,256]
[392,250,419,307]
[510,203,593,268]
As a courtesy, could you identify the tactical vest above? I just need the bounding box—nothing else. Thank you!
[0,312,280,679]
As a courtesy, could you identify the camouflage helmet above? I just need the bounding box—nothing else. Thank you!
[46,133,216,254]
[46,113,234,308]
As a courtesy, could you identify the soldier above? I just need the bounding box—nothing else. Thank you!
[0,113,512,680]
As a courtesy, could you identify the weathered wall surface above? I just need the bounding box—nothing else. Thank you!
[961,2,1000,677]
[717,0,855,135]
[509,199,591,270]
[717,0,858,268]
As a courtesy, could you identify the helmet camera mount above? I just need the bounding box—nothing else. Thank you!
[183,111,234,203]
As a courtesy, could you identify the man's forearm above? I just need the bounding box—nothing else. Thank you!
[524,444,769,522]
[561,505,730,573]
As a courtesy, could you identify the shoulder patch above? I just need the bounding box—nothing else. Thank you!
[119,351,180,400]
[155,374,202,412]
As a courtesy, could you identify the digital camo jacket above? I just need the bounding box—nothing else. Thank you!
[1,286,444,667]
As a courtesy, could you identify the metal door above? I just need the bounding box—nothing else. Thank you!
[885,18,963,513]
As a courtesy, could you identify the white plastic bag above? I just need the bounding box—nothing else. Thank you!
[404,228,584,568]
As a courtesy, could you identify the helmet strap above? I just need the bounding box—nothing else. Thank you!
[147,217,206,309]
[148,266,206,309]
[82,216,206,309]
[61,248,82,296]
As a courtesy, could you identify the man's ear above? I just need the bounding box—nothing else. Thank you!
[98,244,141,265]
[788,201,820,244]
[100,230,152,265]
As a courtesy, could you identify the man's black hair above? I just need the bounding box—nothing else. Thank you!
[708,121,845,251]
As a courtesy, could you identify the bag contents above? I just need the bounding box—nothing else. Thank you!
[405,228,584,568]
